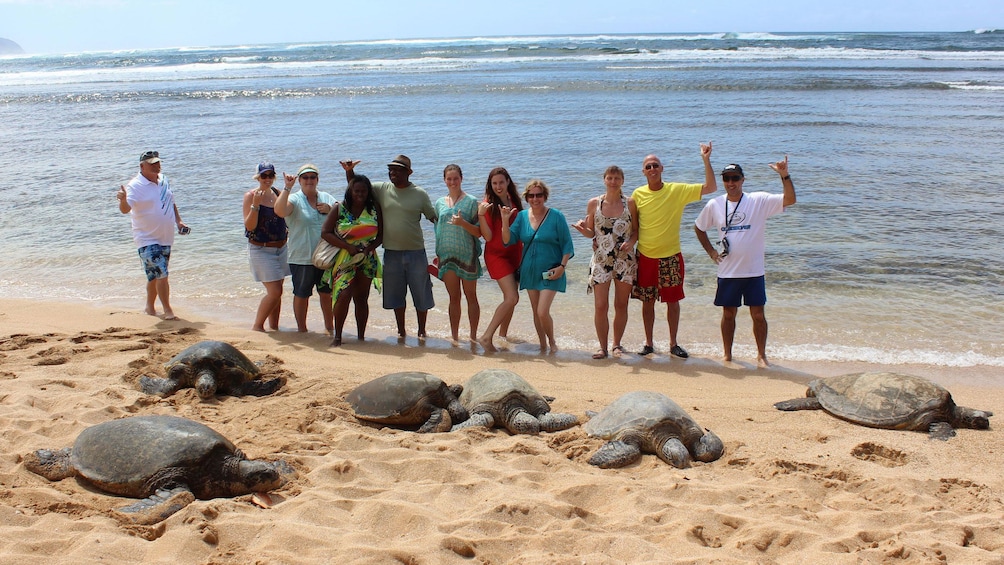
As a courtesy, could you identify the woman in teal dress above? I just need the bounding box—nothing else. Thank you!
[500,179,574,354]
[433,164,483,344]
[319,175,383,346]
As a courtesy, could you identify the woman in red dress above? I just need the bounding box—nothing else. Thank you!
[476,167,523,352]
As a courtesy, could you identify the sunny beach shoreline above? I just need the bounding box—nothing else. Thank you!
[1,298,1002,564]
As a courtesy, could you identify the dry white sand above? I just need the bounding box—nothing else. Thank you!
[0,298,1001,564]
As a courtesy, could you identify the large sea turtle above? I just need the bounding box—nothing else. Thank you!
[23,414,295,525]
[140,340,285,399]
[347,372,469,433]
[584,391,724,469]
[774,372,993,440]
[450,368,578,434]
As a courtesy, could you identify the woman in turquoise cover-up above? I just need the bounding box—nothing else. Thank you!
[433,164,483,343]
[320,175,383,346]
[501,179,574,354]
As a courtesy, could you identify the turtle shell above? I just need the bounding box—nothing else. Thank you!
[71,415,235,497]
[809,372,952,429]
[459,368,544,407]
[584,391,699,439]
[164,340,260,378]
[347,372,453,424]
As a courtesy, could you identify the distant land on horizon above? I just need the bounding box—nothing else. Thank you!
[0,38,24,55]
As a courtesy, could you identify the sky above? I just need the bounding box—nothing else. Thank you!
[1,0,1001,54]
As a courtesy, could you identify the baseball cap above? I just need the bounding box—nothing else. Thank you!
[721,164,744,177]
[140,150,161,164]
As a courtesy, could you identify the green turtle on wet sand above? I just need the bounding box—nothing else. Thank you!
[347,372,469,433]
[23,415,295,525]
[450,368,578,434]
[774,372,992,440]
[140,340,285,399]
[584,391,724,469]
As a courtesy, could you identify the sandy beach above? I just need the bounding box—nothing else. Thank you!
[0,297,1001,564]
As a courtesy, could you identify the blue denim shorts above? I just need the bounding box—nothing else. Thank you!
[290,264,331,298]
[249,243,291,283]
[138,244,171,282]
[714,276,767,308]
[382,249,434,311]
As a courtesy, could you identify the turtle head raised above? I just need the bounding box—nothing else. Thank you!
[952,406,993,430]
[692,429,725,463]
[194,369,218,398]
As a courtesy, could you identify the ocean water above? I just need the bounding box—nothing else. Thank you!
[1,31,1002,368]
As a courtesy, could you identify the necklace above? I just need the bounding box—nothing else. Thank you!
[725,193,743,228]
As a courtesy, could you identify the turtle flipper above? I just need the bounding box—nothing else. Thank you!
[23,448,76,480]
[693,430,725,462]
[659,438,692,468]
[928,422,957,441]
[139,376,182,396]
[417,408,452,433]
[774,397,823,411]
[538,412,579,432]
[507,409,540,435]
[451,412,494,432]
[237,376,286,397]
[115,486,195,525]
[445,397,469,424]
[588,440,642,468]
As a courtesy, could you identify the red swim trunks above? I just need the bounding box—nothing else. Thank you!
[632,252,685,303]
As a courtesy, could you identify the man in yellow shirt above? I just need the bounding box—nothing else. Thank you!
[629,143,717,358]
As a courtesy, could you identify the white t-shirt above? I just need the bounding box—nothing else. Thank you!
[126,173,176,248]
[695,191,784,278]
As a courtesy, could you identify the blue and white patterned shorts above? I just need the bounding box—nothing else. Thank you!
[137,244,171,282]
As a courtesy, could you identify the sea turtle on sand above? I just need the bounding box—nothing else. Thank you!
[584,391,724,469]
[140,340,285,399]
[450,368,579,434]
[22,414,295,525]
[347,372,469,433]
[773,372,993,440]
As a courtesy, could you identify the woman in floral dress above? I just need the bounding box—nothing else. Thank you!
[320,175,383,346]
[572,166,637,359]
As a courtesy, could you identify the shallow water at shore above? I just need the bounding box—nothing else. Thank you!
[1,31,1003,370]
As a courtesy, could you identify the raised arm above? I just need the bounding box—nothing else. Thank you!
[700,141,717,195]
[117,185,131,214]
[477,201,493,241]
[769,155,796,207]
[273,173,296,217]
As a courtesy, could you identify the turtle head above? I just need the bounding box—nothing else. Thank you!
[952,406,993,430]
[692,429,725,463]
[235,459,295,493]
[194,369,218,398]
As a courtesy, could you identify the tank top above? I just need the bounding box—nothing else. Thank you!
[245,188,288,243]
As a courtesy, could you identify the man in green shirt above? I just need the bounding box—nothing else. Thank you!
[343,155,437,338]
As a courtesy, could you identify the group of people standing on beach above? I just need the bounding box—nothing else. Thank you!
[118,143,796,366]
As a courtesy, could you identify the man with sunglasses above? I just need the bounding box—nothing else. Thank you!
[694,157,796,368]
[117,150,189,321]
[630,143,717,359]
